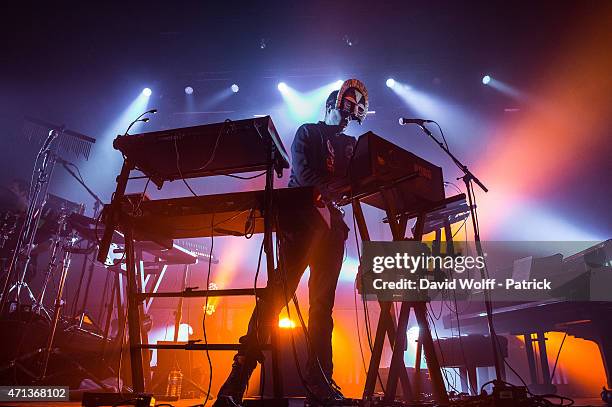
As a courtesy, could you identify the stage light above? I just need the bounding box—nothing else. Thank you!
[205,303,216,315]
[482,75,491,85]
[142,87,152,96]
[386,78,395,88]
[485,77,528,101]
[184,86,193,95]
[387,79,485,143]
[335,80,343,89]
[343,34,356,47]
[278,317,296,329]
[277,82,288,92]
[277,81,341,123]
[231,84,239,93]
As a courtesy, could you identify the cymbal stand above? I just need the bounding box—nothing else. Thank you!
[39,227,78,380]
[0,212,18,250]
[33,210,69,320]
[0,129,61,315]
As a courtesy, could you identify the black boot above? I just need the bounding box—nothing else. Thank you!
[304,378,346,406]
[212,355,257,407]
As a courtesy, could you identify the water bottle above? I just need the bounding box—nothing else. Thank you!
[166,367,183,399]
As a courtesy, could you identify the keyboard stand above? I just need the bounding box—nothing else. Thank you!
[97,131,289,406]
[352,192,466,405]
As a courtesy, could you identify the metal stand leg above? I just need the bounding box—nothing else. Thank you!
[262,152,285,402]
[173,265,189,343]
[413,302,447,401]
[124,227,145,392]
[40,241,73,380]
[524,334,538,385]
[384,303,412,402]
[536,332,551,386]
[135,252,151,382]
[101,274,117,358]
[35,231,64,320]
[1,141,59,314]
[354,193,449,404]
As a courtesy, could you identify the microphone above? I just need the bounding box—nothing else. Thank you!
[37,128,62,158]
[123,108,157,136]
[40,130,60,151]
[398,117,433,126]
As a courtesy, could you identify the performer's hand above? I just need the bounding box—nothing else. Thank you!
[325,179,351,201]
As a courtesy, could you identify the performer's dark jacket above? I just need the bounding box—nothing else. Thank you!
[288,121,356,225]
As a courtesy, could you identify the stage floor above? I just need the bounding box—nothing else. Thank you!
[0,397,607,407]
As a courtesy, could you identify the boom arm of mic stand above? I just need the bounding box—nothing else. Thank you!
[418,125,488,193]
[59,160,104,213]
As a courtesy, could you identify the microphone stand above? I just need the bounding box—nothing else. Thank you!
[97,108,156,265]
[0,129,61,316]
[414,123,505,389]
[57,158,104,323]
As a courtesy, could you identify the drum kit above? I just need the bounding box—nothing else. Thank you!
[0,117,217,392]
[0,118,108,385]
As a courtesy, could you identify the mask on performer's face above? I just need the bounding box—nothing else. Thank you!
[336,79,368,124]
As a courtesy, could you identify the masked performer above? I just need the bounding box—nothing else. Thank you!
[214,79,369,407]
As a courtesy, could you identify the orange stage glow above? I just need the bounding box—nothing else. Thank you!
[517,332,606,396]
[330,311,368,398]
[472,4,612,238]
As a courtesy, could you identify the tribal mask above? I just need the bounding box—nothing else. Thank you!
[336,78,369,124]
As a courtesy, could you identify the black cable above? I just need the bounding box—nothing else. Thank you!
[426,307,462,394]
[427,297,444,321]
[222,171,267,180]
[352,279,368,376]
[192,119,230,172]
[174,135,214,405]
[450,289,477,395]
[67,161,86,184]
[479,379,574,406]
[351,207,387,395]
[244,209,256,239]
[274,216,327,402]
[431,120,449,151]
[549,333,567,382]
[251,238,265,399]
[160,210,251,235]
[464,176,532,391]
[273,212,342,405]
[411,121,575,406]
[201,210,214,407]
[451,219,468,239]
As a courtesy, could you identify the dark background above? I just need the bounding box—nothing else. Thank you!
[1,0,611,396]
[1,1,610,239]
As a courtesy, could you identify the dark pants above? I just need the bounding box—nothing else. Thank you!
[237,207,348,383]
